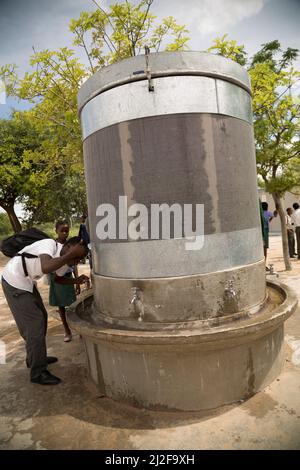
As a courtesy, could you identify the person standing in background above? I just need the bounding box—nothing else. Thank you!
[49,220,81,342]
[286,208,296,258]
[78,214,90,245]
[292,203,300,259]
[261,202,277,262]
[78,213,92,269]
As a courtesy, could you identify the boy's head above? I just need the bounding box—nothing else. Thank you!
[55,220,69,242]
[60,236,89,266]
[287,207,293,215]
[81,214,87,223]
[293,203,299,210]
[261,202,268,211]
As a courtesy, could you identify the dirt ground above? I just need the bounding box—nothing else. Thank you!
[0,236,300,450]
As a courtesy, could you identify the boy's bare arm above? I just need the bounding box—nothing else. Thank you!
[54,274,89,285]
[40,254,70,274]
[39,244,87,274]
[74,264,81,294]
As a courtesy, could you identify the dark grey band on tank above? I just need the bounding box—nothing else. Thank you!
[84,113,260,238]
[83,113,263,277]
[80,75,252,139]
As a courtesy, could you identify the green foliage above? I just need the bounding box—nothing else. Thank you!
[207,36,300,198]
[35,221,79,239]
[208,36,300,270]
[0,110,87,231]
[23,172,87,225]
[208,34,247,66]
[0,1,189,227]
[69,1,189,69]
[146,16,189,53]
[251,40,298,71]
[0,113,41,208]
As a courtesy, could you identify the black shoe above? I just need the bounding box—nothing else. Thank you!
[31,370,61,385]
[47,356,58,365]
[26,356,58,368]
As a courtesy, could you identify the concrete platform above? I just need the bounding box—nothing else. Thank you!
[0,237,300,449]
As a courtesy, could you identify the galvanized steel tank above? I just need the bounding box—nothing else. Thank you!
[74,51,298,411]
[78,51,265,328]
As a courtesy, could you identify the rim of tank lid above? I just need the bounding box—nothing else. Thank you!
[78,50,251,114]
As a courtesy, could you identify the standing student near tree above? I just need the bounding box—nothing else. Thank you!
[261,202,277,263]
[285,208,296,258]
[49,220,81,342]
[78,214,92,269]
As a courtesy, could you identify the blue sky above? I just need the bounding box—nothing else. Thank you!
[0,0,300,118]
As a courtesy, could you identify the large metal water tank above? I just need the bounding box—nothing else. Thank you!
[78,51,265,328]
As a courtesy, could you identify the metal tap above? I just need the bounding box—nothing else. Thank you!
[222,279,239,314]
[131,287,139,304]
[130,287,145,322]
[267,264,279,278]
[225,280,236,297]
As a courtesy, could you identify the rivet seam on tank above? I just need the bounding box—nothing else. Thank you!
[145,46,154,92]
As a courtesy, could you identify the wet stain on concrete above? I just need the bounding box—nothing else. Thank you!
[241,392,279,418]
[246,348,255,398]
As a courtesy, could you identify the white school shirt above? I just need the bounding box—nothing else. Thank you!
[53,242,73,274]
[285,214,294,230]
[2,239,68,292]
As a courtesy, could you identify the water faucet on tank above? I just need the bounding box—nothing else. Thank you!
[131,287,145,322]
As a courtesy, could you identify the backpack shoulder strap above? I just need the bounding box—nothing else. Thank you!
[16,240,56,277]
[16,253,38,277]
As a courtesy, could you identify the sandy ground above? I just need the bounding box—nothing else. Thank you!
[0,237,300,450]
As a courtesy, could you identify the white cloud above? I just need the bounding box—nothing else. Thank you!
[157,0,267,36]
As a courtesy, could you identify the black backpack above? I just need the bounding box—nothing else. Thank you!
[0,228,52,276]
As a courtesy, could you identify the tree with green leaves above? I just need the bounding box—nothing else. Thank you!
[209,36,300,271]
[0,113,43,232]
[70,0,189,71]
[23,172,87,226]
[208,34,247,66]
[1,0,189,228]
[0,213,13,238]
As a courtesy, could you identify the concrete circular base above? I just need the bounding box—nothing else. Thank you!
[68,280,297,411]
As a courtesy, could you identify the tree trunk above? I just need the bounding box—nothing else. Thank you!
[272,193,292,271]
[3,204,22,233]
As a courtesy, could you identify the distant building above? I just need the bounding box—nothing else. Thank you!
[258,189,300,233]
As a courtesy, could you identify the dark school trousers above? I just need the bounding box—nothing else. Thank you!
[1,277,48,379]
[296,227,300,259]
[287,229,295,257]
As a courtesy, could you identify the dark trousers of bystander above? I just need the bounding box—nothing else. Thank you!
[287,229,295,257]
[296,227,300,259]
[1,278,48,379]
